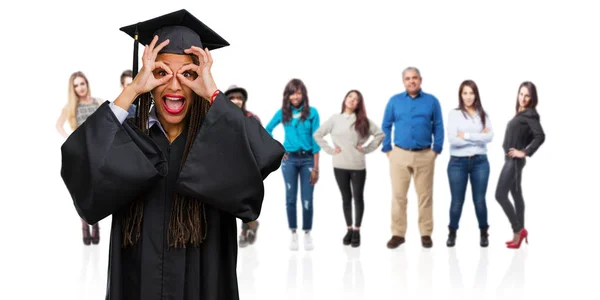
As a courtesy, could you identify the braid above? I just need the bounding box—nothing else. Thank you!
[168,96,211,248]
[123,55,212,249]
[122,92,152,248]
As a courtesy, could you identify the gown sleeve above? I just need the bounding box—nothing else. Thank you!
[176,93,286,223]
[60,101,168,225]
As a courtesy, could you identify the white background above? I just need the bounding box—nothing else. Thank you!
[1,0,599,299]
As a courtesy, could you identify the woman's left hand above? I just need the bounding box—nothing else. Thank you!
[310,169,319,185]
[508,148,526,158]
[177,46,218,100]
[356,144,364,152]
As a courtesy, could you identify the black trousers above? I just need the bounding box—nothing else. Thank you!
[333,168,366,227]
[495,156,526,233]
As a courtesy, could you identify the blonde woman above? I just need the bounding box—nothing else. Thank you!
[56,71,103,245]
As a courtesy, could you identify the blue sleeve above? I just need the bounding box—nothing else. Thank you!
[431,97,444,154]
[311,108,321,153]
[265,109,282,136]
[381,97,395,152]
[126,103,137,119]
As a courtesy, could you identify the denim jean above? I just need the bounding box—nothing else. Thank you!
[281,152,315,231]
[447,154,490,230]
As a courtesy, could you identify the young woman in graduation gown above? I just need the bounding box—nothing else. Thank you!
[60,10,285,300]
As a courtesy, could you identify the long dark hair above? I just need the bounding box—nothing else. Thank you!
[122,55,210,249]
[229,91,248,115]
[458,80,487,127]
[341,90,370,139]
[281,78,310,123]
[515,81,538,115]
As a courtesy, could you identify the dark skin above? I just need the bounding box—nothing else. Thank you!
[115,35,218,143]
[281,89,319,185]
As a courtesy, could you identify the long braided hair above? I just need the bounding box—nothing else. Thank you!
[122,55,211,249]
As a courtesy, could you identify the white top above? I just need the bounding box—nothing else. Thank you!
[110,102,166,136]
[446,109,494,157]
[313,112,384,170]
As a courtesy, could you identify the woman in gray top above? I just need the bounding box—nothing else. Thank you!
[55,71,104,245]
[313,90,384,247]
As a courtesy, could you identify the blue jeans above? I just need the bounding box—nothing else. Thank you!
[281,152,314,231]
[447,154,490,230]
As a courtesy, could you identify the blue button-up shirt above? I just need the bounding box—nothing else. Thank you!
[381,90,444,153]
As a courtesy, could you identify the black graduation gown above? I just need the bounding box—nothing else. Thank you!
[60,93,285,300]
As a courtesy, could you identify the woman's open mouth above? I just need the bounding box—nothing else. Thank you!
[163,94,186,115]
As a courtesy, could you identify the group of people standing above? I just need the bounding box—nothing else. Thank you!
[57,66,545,253]
[380,68,545,251]
[55,9,546,300]
[238,67,545,251]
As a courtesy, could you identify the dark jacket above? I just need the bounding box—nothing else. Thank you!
[502,108,545,157]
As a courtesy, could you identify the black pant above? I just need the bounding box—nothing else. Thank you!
[495,157,526,233]
[333,168,366,227]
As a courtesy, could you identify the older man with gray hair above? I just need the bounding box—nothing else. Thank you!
[381,67,444,249]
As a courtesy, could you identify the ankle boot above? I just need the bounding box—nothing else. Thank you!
[343,229,352,245]
[91,223,100,245]
[446,228,457,247]
[82,226,91,246]
[480,227,489,247]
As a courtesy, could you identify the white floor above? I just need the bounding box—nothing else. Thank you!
[4,148,598,300]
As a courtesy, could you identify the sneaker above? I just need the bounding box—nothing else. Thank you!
[290,232,299,251]
[304,231,314,251]
[239,234,248,248]
[247,221,259,245]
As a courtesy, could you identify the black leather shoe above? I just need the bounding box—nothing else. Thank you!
[351,230,360,247]
[343,229,352,245]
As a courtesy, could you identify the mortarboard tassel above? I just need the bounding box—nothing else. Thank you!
[132,24,140,116]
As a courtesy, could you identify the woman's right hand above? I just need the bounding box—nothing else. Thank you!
[334,146,341,154]
[128,35,174,96]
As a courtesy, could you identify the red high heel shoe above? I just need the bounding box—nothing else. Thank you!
[507,228,528,249]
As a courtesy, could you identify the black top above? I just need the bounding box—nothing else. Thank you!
[60,93,285,300]
[502,108,546,157]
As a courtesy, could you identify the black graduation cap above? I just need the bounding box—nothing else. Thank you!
[120,9,230,79]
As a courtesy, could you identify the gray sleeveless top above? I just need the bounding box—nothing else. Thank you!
[76,98,101,127]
